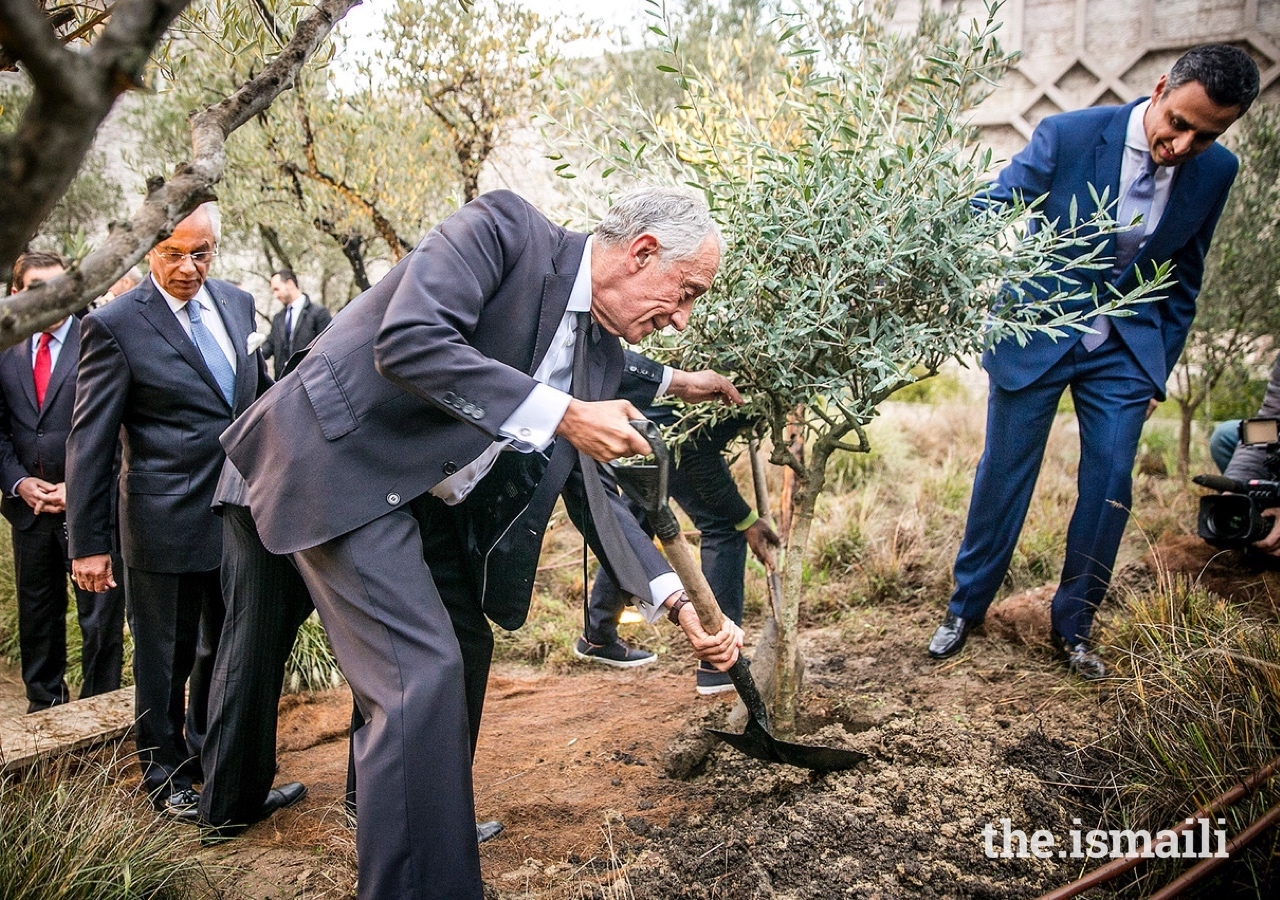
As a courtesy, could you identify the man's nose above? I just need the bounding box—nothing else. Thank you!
[669,309,690,331]
[1171,131,1196,157]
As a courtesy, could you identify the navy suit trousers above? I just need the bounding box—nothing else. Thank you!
[949,332,1155,643]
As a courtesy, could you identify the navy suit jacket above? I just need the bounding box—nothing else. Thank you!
[66,278,269,573]
[0,320,80,531]
[223,191,672,627]
[982,99,1238,398]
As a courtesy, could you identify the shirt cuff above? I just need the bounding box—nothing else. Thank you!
[635,572,685,624]
[734,510,760,531]
[655,365,674,397]
[11,476,26,497]
[499,382,572,452]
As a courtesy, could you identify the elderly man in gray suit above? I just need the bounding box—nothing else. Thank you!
[67,204,270,819]
[222,187,743,900]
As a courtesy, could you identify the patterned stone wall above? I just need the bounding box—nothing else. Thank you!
[902,0,1280,161]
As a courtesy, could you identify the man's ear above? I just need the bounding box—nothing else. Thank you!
[628,233,661,272]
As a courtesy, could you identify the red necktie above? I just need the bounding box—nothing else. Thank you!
[33,333,52,408]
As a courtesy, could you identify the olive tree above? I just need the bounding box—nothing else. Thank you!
[1167,105,1280,480]
[553,0,1166,733]
[0,0,361,347]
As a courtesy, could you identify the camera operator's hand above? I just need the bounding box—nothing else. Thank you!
[1253,508,1280,557]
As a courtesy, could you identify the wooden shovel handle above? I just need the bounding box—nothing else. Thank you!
[661,524,725,634]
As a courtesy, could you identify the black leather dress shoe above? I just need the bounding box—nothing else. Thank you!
[476,820,504,844]
[928,612,981,658]
[199,782,308,844]
[261,781,308,818]
[1050,632,1107,680]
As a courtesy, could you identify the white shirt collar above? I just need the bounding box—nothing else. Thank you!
[152,273,213,317]
[36,315,74,348]
[1125,100,1152,155]
[566,236,593,314]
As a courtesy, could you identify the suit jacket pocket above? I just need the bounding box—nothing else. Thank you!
[300,352,359,441]
[125,470,189,495]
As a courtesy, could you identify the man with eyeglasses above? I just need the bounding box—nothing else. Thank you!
[66,203,271,821]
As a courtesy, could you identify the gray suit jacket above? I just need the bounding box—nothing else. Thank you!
[67,278,269,572]
[223,191,672,625]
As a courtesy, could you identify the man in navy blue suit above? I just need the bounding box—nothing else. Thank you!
[929,45,1260,677]
[1,252,123,712]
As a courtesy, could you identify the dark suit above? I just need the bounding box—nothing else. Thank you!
[198,461,315,830]
[261,295,331,378]
[223,191,674,900]
[0,318,123,711]
[950,99,1238,643]
[66,276,268,797]
[588,352,754,642]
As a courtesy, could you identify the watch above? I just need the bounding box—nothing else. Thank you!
[667,592,691,625]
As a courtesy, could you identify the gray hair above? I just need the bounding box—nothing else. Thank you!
[595,187,723,263]
[196,202,222,244]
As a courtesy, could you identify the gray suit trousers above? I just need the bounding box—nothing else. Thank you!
[292,506,482,900]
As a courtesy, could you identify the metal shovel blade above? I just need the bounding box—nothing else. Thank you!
[612,420,867,773]
[708,720,867,773]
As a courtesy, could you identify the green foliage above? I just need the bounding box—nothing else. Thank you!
[377,0,588,201]
[0,756,218,899]
[553,0,1164,471]
[283,612,344,694]
[1169,104,1280,471]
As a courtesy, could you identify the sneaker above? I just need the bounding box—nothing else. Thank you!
[572,636,656,668]
[154,787,201,822]
[695,662,735,696]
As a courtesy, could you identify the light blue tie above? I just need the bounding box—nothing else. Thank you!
[1084,154,1159,352]
[186,299,237,406]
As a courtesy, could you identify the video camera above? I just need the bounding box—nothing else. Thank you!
[1194,417,1280,547]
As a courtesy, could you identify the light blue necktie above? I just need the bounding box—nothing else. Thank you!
[186,298,237,406]
[1084,154,1159,352]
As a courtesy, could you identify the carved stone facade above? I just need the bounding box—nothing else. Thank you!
[901,0,1280,160]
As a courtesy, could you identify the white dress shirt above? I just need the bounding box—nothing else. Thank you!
[1121,100,1177,243]
[430,237,682,615]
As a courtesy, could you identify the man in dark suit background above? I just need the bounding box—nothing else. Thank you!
[928,45,1261,677]
[222,188,744,900]
[261,268,331,377]
[0,252,122,713]
[66,204,270,819]
[577,351,779,694]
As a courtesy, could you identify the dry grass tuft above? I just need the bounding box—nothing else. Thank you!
[0,752,219,899]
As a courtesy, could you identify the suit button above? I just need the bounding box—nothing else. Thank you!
[387,492,401,506]
[443,461,458,476]
[471,409,484,420]
[628,365,638,373]
[36,429,43,436]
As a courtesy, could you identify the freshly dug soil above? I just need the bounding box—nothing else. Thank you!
[189,599,1115,899]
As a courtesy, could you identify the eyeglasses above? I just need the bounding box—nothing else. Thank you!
[153,249,217,265]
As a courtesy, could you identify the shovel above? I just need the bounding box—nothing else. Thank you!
[610,419,866,773]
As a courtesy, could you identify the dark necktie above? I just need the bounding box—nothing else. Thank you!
[1085,154,1159,352]
[571,312,652,601]
[33,333,52,408]
[186,298,237,406]
[284,304,294,357]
